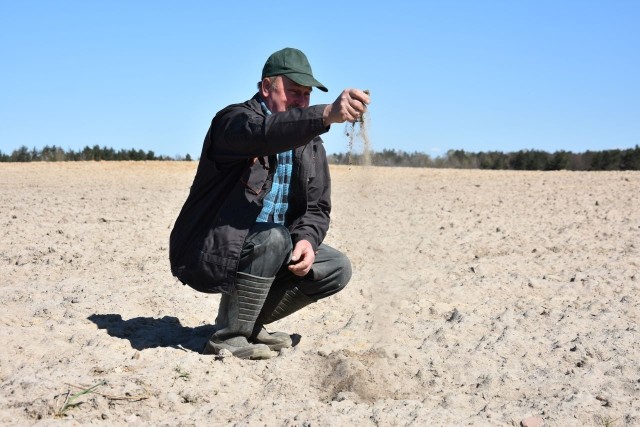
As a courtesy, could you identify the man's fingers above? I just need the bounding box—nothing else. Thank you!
[288,258,312,276]
[347,90,370,120]
[345,105,360,121]
[324,88,371,125]
[288,240,315,276]
[290,240,310,264]
[349,89,370,107]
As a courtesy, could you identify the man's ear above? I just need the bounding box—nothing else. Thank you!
[260,77,271,98]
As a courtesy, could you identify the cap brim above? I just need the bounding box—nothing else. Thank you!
[285,72,328,92]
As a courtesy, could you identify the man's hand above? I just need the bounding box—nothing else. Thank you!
[288,240,315,276]
[323,89,370,126]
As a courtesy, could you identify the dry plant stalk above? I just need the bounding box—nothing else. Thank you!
[54,380,107,417]
[53,380,150,417]
[65,381,151,401]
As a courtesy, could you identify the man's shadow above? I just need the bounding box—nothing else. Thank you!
[87,314,301,353]
[87,314,215,353]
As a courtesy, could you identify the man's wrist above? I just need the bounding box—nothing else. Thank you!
[322,104,332,127]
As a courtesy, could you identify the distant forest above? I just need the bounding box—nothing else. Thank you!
[1,144,640,171]
[0,145,191,162]
[330,146,640,171]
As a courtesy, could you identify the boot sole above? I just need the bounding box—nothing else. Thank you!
[203,341,273,360]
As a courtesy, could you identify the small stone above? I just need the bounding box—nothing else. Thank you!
[278,347,291,356]
[595,395,611,407]
[216,349,232,358]
[521,415,545,427]
[334,391,358,402]
[446,308,462,322]
[125,414,138,423]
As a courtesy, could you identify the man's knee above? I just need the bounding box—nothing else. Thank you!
[244,224,292,256]
[257,225,292,257]
[332,251,352,293]
[302,247,352,300]
[239,223,292,275]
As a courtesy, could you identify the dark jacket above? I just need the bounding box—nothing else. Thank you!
[169,94,331,294]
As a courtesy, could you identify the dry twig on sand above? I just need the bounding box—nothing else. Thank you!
[53,380,150,417]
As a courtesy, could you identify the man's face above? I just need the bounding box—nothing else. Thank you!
[262,75,312,113]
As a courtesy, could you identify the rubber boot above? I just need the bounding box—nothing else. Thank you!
[203,272,273,360]
[212,293,285,349]
[248,284,293,351]
[251,286,316,350]
[251,327,293,351]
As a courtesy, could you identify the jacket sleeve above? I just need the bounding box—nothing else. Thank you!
[208,98,329,163]
[289,142,331,251]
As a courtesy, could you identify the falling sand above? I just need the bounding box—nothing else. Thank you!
[345,90,372,167]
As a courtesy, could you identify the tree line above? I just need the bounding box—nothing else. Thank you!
[0,145,191,162]
[329,146,640,171]
[2,144,639,171]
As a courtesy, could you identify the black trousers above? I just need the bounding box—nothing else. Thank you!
[238,222,351,300]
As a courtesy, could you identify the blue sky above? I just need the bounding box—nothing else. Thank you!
[1,1,638,158]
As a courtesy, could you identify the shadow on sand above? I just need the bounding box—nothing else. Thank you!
[88,314,302,353]
[87,314,215,353]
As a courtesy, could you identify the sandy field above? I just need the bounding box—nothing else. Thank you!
[1,162,638,426]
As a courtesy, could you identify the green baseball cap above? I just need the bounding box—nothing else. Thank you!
[261,47,328,92]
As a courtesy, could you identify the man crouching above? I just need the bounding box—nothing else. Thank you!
[169,47,370,359]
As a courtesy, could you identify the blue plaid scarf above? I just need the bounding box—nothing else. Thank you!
[255,99,293,225]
